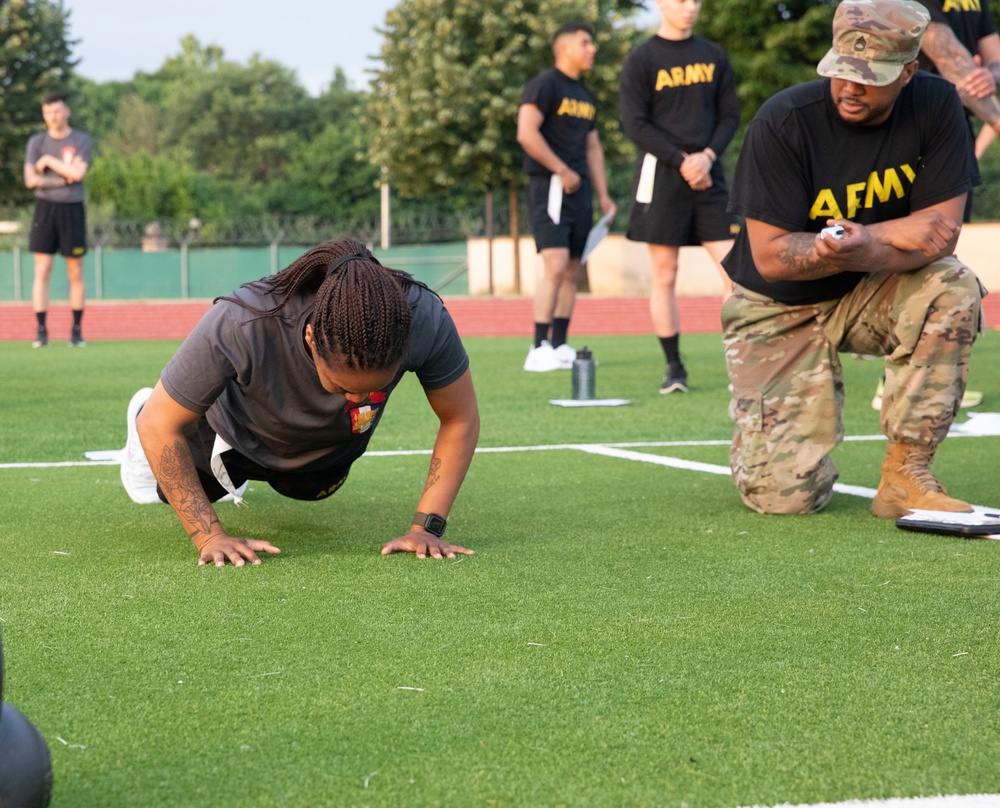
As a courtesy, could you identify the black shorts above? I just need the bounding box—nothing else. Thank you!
[526,175,593,257]
[29,199,87,257]
[155,415,352,503]
[626,162,739,247]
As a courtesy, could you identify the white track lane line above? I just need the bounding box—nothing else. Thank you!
[741,795,1000,808]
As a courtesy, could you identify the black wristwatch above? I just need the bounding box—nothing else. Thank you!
[413,511,447,537]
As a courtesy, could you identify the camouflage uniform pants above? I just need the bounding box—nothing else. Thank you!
[721,258,983,515]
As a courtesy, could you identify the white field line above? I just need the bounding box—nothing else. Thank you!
[0,433,893,468]
[0,432,991,512]
[741,795,1000,808]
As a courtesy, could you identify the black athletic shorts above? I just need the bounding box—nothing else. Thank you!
[626,161,739,247]
[29,199,87,257]
[526,174,593,257]
[155,415,352,503]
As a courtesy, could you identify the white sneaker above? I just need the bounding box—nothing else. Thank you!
[523,340,562,372]
[120,387,162,504]
[552,343,577,369]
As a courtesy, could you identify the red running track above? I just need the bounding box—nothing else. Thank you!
[1,294,998,342]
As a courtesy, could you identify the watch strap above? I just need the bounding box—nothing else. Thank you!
[413,511,447,537]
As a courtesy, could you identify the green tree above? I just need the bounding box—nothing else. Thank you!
[144,36,315,184]
[696,0,838,125]
[368,0,642,257]
[267,69,381,220]
[0,0,77,206]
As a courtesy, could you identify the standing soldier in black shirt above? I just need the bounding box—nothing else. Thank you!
[518,21,617,373]
[914,0,1000,161]
[620,0,740,393]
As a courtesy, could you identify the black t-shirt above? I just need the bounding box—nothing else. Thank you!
[520,68,597,177]
[915,0,997,74]
[160,282,469,471]
[619,35,740,170]
[724,73,980,305]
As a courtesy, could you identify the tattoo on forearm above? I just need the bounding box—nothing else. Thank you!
[156,440,219,543]
[776,235,829,280]
[926,27,1000,125]
[423,456,442,493]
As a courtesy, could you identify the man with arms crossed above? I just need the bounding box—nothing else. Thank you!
[518,21,617,372]
[24,93,92,348]
[620,0,740,393]
[916,0,1000,160]
[721,0,983,518]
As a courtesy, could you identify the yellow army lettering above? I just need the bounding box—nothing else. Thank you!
[941,0,981,11]
[556,98,596,120]
[655,63,716,91]
[315,476,347,499]
[808,164,917,220]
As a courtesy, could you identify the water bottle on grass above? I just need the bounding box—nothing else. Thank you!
[572,346,595,400]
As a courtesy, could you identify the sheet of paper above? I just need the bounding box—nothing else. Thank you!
[549,399,631,408]
[948,411,1000,436]
[635,153,657,204]
[547,174,563,224]
[84,449,125,462]
[581,208,615,265]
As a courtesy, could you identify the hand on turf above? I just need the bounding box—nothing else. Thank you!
[381,530,474,560]
[196,533,281,568]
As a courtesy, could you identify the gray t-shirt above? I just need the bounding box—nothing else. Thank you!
[25,129,92,203]
[160,281,470,471]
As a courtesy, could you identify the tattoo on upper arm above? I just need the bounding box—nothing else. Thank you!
[157,440,219,540]
[423,456,442,493]
[775,235,828,280]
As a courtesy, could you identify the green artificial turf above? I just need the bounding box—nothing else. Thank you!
[1,332,998,807]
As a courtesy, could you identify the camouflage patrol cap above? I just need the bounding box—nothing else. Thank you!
[816,0,930,86]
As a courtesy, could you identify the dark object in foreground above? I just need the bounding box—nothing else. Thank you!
[896,513,1000,538]
[0,635,53,808]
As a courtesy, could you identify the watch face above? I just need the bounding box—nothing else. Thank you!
[425,514,447,537]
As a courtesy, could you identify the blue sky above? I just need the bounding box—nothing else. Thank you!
[67,1,660,97]
[66,0,400,95]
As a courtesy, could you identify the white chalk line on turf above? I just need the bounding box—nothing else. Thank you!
[741,794,1000,808]
[1,432,993,513]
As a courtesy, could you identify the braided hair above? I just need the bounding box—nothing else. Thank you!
[215,238,434,371]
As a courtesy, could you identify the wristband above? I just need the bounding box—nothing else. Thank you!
[413,511,447,537]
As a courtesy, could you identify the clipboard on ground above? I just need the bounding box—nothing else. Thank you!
[581,208,615,264]
[896,509,1000,539]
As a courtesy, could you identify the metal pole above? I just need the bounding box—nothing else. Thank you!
[486,190,494,296]
[13,245,22,302]
[180,239,189,299]
[270,228,284,275]
[94,243,103,300]
[380,167,391,250]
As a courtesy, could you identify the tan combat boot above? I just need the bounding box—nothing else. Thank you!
[871,442,973,518]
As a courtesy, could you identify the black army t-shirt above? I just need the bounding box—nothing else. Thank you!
[914,0,997,74]
[619,35,740,170]
[520,68,597,178]
[724,73,979,305]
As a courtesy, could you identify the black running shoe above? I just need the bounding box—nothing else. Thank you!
[659,363,688,394]
[69,325,87,347]
[32,326,48,348]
